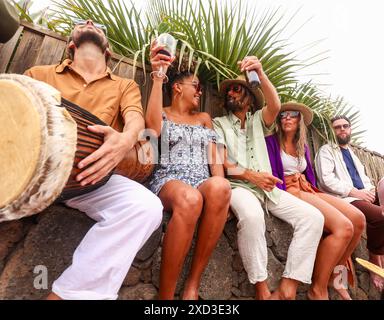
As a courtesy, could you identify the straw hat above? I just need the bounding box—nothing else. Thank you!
[280,101,314,126]
[0,0,19,44]
[219,75,265,110]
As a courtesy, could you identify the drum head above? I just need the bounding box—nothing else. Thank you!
[0,80,41,207]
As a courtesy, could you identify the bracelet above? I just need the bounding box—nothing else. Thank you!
[150,71,169,83]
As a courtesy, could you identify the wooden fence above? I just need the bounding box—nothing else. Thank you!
[1,22,383,185]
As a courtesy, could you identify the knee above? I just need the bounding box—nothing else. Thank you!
[236,207,265,231]
[204,177,232,201]
[172,189,203,222]
[334,220,354,242]
[177,189,203,210]
[351,210,366,234]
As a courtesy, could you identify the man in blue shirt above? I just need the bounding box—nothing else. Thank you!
[315,115,384,292]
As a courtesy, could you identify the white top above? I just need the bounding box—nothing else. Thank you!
[315,143,374,202]
[281,150,307,175]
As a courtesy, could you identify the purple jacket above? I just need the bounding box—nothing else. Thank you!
[265,134,317,191]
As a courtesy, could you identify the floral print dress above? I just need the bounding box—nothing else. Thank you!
[147,112,217,195]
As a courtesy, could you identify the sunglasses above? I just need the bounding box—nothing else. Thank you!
[73,19,108,36]
[333,123,351,130]
[226,84,242,93]
[280,111,300,119]
[179,81,202,92]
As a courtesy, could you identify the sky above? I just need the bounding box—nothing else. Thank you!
[31,0,384,155]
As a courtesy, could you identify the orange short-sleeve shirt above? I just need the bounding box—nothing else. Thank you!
[24,59,143,131]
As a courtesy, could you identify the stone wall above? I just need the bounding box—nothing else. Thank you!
[0,204,382,300]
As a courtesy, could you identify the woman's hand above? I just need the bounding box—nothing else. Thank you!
[150,40,175,75]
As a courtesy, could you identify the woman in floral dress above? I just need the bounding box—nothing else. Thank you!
[145,43,231,300]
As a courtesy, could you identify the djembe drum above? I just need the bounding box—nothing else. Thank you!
[0,74,154,222]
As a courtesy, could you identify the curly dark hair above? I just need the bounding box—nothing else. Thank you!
[164,54,198,97]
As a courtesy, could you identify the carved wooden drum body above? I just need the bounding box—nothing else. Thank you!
[0,74,154,222]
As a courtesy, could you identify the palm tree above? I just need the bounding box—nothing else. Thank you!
[15,0,364,144]
[12,0,60,30]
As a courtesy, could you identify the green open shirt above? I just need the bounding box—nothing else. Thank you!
[213,110,281,205]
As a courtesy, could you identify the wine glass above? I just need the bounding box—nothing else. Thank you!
[155,33,177,80]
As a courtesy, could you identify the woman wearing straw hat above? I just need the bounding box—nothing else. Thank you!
[0,0,19,43]
[265,102,366,299]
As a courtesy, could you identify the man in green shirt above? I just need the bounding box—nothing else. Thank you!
[213,56,324,300]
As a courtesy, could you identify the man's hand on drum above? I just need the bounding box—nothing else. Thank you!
[76,125,134,186]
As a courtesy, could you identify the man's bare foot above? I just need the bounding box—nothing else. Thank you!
[255,281,271,300]
[268,290,282,300]
[268,289,296,300]
[256,291,271,300]
[269,278,298,300]
[46,292,62,300]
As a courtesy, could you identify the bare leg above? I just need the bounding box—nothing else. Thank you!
[317,193,366,299]
[269,278,299,300]
[255,280,271,300]
[318,193,365,265]
[329,268,352,300]
[158,181,204,300]
[300,192,354,300]
[46,292,62,300]
[182,177,231,300]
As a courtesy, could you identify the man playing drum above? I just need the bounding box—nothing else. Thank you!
[24,19,163,300]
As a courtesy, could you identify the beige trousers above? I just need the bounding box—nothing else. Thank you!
[230,187,324,284]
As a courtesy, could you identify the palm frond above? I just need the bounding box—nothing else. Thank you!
[280,82,365,144]
[17,0,366,144]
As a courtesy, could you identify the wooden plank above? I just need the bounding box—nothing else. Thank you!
[202,83,224,118]
[130,68,148,109]
[35,35,67,66]
[21,21,68,42]
[310,129,322,156]
[7,29,44,74]
[0,26,24,73]
[142,77,153,112]
[110,51,147,69]
[372,156,384,184]
[116,61,134,79]
[108,55,120,73]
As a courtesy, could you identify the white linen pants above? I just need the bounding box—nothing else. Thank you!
[52,174,163,300]
[230,187,324,284]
